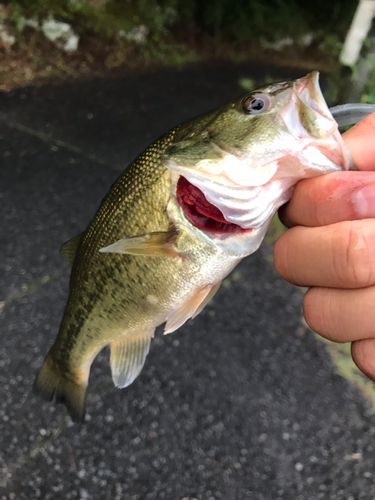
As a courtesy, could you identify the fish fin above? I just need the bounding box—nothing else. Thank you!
[164,283,220,335]
[99,230,180,258]
[192,281,221,319]
[110,330,154,389]
[61,232,84,267]
[33,352,86,423]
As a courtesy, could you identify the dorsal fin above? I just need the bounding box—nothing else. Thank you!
[110,330,154,389]
[61,232,84,267]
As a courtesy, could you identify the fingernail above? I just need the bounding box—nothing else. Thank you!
[353,185,375,218]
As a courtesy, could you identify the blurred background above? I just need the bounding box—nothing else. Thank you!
[2,1,375,500]
[0,0,373,100]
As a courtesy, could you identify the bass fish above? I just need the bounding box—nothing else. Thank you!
[34,72,353,422]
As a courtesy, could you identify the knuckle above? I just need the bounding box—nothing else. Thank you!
[335,224,374,288]
[308,174,341,226]
[273,227,300,282]
[303,288,342,343]
[273,233,288,276]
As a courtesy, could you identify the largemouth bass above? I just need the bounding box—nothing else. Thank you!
[34,72,353,422]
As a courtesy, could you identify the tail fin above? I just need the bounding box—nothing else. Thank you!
[33,352,87,423]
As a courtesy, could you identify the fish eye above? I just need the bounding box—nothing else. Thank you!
[242,93,272,115]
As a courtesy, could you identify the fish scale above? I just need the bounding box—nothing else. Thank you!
[34,72,355,422]
[34,126,239,422]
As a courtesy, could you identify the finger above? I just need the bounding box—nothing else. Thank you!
[278,171,375,228]
[351,339,375,382]
[274,220,375,288]
[303,286,375,343]
[342,111,375,171]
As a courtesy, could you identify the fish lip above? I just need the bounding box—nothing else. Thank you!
[284,71,352,171]
[294,71,327,112]
[293,71,335,128]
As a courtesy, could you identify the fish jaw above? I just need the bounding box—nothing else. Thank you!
[280,71,353,174]
[167,171,274,257]
[163,72,353,253]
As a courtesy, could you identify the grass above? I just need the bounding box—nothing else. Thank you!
[1,273,59,312]
[362,64,375,104]
[318,337,375,411]
[265,213,286,246]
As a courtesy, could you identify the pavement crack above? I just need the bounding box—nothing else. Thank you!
[1,271,63,311]
[0,424,66,488]
[0,112,109,167]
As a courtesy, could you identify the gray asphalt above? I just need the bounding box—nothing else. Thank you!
[1,63,375,500]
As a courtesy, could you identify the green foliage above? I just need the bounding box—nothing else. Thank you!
[6,0,357,44]
[318,337,375,411]
[318,34,343,58]
[178,0,357,43]
[181,0,310,42]
[7,0,178,38]
[141,39,202,65]
[238,78,256,91]
[239,75,286,92]
[362,62,375,104]
[265,213,286,246]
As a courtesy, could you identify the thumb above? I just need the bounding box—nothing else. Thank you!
[342,112,375,171]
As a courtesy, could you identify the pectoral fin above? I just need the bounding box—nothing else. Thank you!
[164,282,221,334]
[61,232,84,267]
[110,330,154,388]
[99,230,180,257]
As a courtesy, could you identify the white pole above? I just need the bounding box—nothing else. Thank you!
[340,0,375,66]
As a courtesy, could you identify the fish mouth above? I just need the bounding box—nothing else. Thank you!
[166,72,353,238]
[176,176,251,234]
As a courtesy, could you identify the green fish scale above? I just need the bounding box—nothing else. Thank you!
[53,129,181,374]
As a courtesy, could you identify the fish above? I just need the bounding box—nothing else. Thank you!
[33,71,353,422]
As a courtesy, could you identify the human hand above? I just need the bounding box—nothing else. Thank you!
[274,112,375,380]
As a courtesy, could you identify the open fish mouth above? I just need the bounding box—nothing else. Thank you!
[176,176,251,234]
[165,72,353,237]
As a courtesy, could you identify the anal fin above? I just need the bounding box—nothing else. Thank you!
[164,282,221,334]
[99,230,180,258]
[110,330,154,389]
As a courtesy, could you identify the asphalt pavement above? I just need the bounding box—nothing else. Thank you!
[1,62,375,500]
